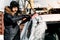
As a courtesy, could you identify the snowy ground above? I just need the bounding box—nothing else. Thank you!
[0,35,4,40]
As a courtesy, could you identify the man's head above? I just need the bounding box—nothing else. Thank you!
[10,1,19,12]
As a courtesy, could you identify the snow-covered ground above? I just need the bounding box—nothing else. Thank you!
[0,35,4,40]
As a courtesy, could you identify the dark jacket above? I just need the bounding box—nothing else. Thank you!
[4,11,30,40]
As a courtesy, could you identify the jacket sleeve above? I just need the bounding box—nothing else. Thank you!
[7,15,24,23]
[7,14,31,23]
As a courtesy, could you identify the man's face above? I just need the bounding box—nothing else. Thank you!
[12,7,18,12]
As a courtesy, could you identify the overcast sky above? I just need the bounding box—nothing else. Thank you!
[0,0,4,12]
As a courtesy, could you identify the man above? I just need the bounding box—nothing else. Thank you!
[4,1,30,40]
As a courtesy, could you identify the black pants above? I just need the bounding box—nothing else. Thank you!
[13,30,20,40]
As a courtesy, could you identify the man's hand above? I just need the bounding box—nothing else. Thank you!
[22,18,27,21]
[31,13,38,19]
